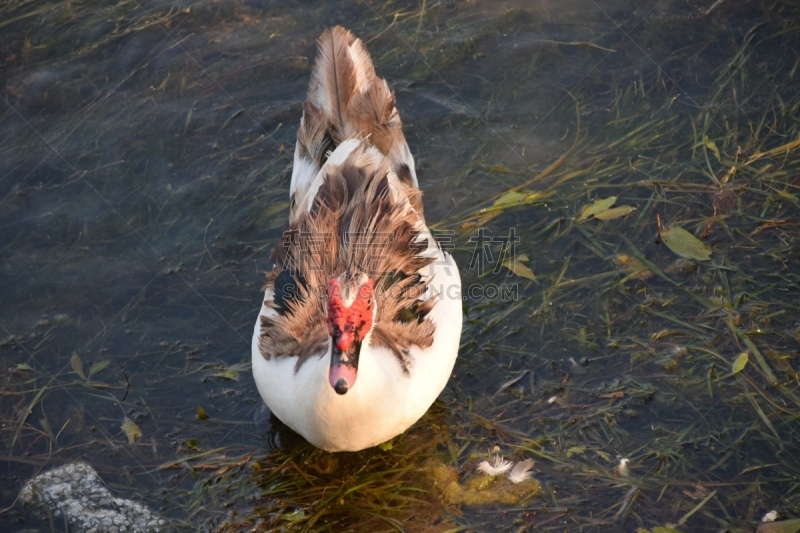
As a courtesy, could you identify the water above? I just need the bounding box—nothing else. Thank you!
[2,1,800,531]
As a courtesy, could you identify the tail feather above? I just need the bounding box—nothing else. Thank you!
[292,26,419,214]
[308,26,374,129]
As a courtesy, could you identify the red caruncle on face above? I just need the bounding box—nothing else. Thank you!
[326,278,374,351]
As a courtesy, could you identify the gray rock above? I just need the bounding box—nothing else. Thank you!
[20,462,166,533]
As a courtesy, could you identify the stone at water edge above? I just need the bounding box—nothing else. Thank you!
[20,462,166,533]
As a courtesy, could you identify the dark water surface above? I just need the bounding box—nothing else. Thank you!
[2,1,800,531]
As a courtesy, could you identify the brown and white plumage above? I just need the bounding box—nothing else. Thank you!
[251,27,462,451]
[291,26,421,220]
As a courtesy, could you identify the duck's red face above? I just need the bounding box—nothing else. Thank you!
[326,278,374,395]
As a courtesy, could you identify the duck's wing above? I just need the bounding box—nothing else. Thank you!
[290,26,421,223]
[262,141,436,370]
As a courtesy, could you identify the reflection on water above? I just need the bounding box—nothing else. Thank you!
[2,0,800,531]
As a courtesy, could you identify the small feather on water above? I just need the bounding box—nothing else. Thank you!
[569,357,587,375]
[507,458,535,484]
[615,457,630,477]
[477,455,513,476]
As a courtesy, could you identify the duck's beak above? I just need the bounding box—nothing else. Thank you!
[326,277,373,395]
[329,338,360,395]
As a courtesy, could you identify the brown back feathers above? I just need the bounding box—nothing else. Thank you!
[260,144,436,371]
[261,26,435,371]
[295,26,421,217]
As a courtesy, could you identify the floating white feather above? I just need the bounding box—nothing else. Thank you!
[477,455,513,476]
[507,458,535,484]
[615,457,630,477]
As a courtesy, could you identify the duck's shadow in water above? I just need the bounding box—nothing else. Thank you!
[252,402,308,453]
[251,400,453,474]
[242,403,456,530]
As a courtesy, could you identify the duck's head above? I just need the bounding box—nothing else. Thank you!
[326,274,375,395]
